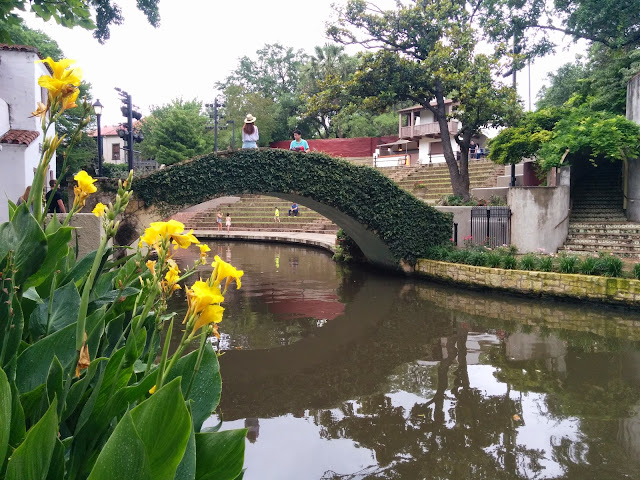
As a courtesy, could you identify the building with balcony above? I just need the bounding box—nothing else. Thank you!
[374,100,489,167]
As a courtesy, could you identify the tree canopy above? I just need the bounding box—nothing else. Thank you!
[327,0,521,199]
[0,0,160,43]
[488,106,640,170]
[140,99,214,165]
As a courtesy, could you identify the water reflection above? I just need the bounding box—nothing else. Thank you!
[175,241,640,479]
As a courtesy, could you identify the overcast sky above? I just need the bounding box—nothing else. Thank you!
[23,0,586,127]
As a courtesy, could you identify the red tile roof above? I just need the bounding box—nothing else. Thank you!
[0,129,40,146]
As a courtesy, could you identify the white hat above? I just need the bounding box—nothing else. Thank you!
[244,114,256,124]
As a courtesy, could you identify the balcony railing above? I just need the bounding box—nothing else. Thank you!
[400,120,458,139]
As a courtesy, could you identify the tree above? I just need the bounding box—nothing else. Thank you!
[0,0,160,43]
[537,44,640,115]
[489,106,640,170]
[329,0,521,199]
[298,44,359,138]
[482,0,640,53]
[216,43,308,142]
[140,99,214,165]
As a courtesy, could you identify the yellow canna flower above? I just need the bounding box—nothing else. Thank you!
[92,202,106,217]
[30,102,48,118]
[61,87,80,112]
[211,255,244,292]
[149,219,185,237]
[198,244,210,264]
[172,229,199,250]
[75,170,97,195]
[192,304,224,332]
[140,220,201,253]
[73,170,97,209]
[187,280,224,315]
[146,260,156,276]
[164,259,181,288]
[36,57,82,100]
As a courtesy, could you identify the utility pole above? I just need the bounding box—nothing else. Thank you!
[206,97,225,152]
[115,88,143,171]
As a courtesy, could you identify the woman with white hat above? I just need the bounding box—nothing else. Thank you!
[242,114,259,149]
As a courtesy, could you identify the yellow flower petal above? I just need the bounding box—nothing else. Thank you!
[92,202,106,217]
[146,260,156,276]
[211,255,244,290]
[193,304,225,332]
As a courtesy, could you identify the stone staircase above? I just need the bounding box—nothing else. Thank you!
[377,159,503,203]
[180,195,339,234]
[563,164,640,257]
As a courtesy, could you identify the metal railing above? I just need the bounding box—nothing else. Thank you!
[471,207,511,247]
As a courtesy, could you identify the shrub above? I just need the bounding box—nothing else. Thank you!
[519,253,538,271]
[539,256,554,272]
[485,251,502,267]
[634,263,640,279]
[502,255,518,269]
[469,250,488,266]
[488,195,507,206]
[597,253,624,277]
[580,256,599,275]
[559,254,580,273]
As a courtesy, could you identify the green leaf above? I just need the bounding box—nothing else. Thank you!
[175,422,196,480]
[61,357,106,423]
[23,226,72,290]
[165,343,221,432]
[22,287,44,304]
[29,281,81,338]
[0,368,12,470]
[0,219,17,265]
[5,397,58,480]
[86,411,152,480]
[45,356,63,410]
[44,438,65,480]
[16,309,103,394]
[11,206,48,285]
[1,296,24,377]
[194,429,247,480]
[9,382,25,449]
[130,378,191,479]
[88,378,191,480]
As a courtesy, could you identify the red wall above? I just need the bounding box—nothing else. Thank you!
[269,136,398,157]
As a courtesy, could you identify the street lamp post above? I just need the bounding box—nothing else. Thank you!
[93,99,104,176]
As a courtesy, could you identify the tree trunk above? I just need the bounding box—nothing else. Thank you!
[432,85,470,200]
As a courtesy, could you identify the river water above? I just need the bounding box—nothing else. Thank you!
[172,241,640,480]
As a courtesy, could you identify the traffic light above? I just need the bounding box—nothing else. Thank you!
[115,88,143,170]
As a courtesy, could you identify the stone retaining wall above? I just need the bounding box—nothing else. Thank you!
[415,259,640,306]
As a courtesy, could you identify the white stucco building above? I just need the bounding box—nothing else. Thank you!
[374,100,489,167]
[0,44,55,223]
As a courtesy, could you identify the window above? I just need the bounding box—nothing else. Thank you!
[112,144,120,161]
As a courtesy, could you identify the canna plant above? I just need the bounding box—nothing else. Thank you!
[0,58,246,479]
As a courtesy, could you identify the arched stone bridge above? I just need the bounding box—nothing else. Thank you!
[131,149,452,269]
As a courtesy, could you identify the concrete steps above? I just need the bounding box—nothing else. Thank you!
[180,194,339,235]
[562,164,638,256]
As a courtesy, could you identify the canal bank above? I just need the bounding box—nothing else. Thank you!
[194,230,640,306]
[192,229,337,253]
